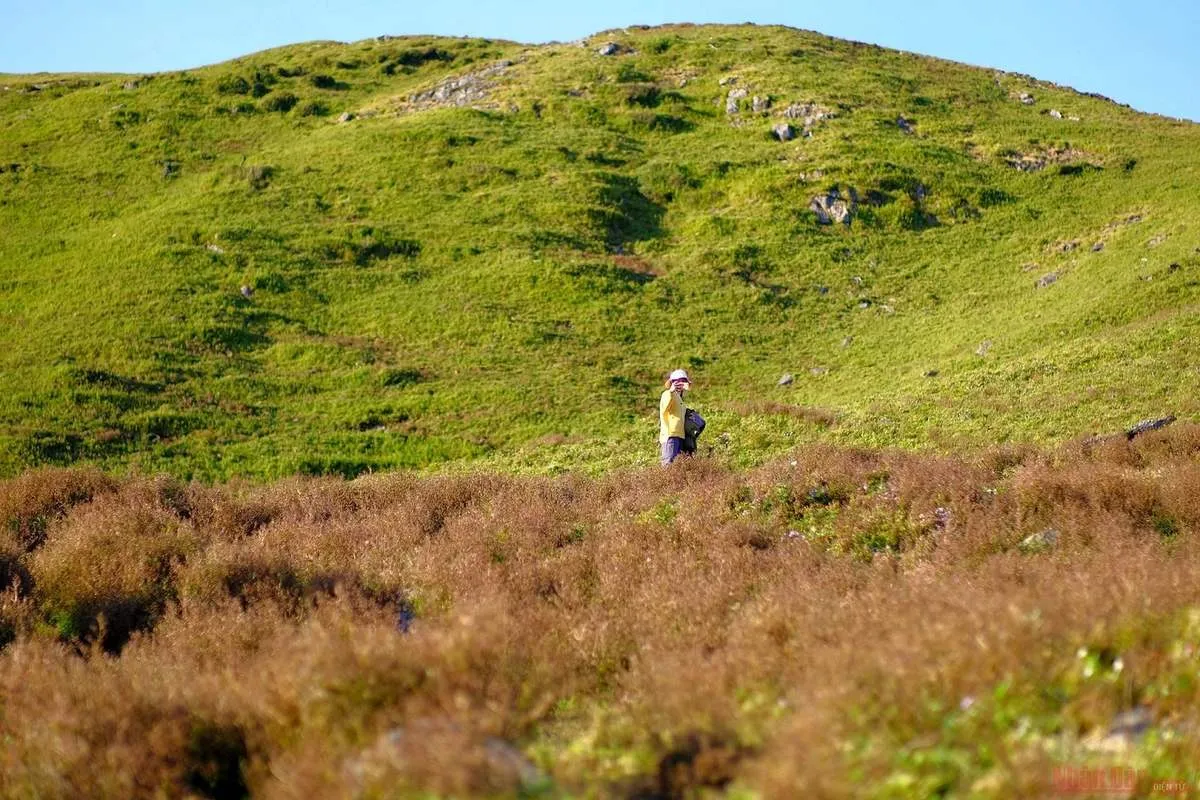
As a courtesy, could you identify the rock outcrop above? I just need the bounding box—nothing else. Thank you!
[810,188,857,225]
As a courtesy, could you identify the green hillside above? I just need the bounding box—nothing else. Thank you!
[2,24,1198,480]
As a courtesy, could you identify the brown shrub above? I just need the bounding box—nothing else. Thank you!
[2,429,1199,796]
[0,466,117,550]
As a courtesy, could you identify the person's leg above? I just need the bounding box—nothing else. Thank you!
[660,437,682,466]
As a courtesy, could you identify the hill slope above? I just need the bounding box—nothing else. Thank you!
[1,24,1198,479]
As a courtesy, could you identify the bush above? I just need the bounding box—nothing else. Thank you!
[260,92,298,113]
[216,75,250,95]
[307,74,341,90]
[296,100,329,117]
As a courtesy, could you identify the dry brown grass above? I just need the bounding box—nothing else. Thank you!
[2,428,1200,797]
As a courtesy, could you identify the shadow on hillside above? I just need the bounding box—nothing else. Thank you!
[590,172,666,251]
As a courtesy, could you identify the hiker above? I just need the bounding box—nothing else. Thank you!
[659,368,704,465]
[660,369,690,465]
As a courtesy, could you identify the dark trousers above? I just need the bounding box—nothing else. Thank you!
[660,437,684,465]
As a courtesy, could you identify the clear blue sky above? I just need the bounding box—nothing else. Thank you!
[3,0,1197,121]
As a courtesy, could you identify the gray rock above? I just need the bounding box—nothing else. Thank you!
[725,88,748,115]
[1125,415,1175,440]
[933,507,951,531]
[1049,109,1063,119]
[1035,271,1061,289]
[1091,241,1105,252]
[810,366,828,377]
[240,285,253,298]
[1147,233,1167,247]
[122,80,141,91]
[772,122,795,141]
[923,369,939,378]
[1020,528,1059,551]
[206,243,225,254]
[976,340,992,357]
[337,111,355,123]
[778,373,794,386]
[1109,707,1152,740]
[1019,92,1035,105]
[597,42,622,56]
[751,95,770,113]
[841,336,853,348]
[483,737,545,787]
[897,115,915,134]
[718,76,738,86]
[782,102,834,135]
[809,188,856,225]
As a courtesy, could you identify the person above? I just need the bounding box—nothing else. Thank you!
[659,368,691,465]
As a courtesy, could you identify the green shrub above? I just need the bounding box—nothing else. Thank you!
[296,100,329,117]
[261,91,297,112]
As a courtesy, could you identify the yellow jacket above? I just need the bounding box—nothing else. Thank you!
[659,389,685,443]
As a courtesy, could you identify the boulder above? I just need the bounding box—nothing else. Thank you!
[240,285,253,298]
[809,188,856,225]
[597,42,623,56]
[1035,271,1061,288]
[777,373,794,386]
[1049,109,1063,119]
[718,76,738,86]
[897,115,915,134]
[1019,92,1035,105]
[772,123,795,141]
[337,111,355,123]
[751,95,770,113]
[1091,241,1105,252]
[975,340,992,357]
[1125,415,1175,440]
[1020,528,1059,552]
[725,88,747,115]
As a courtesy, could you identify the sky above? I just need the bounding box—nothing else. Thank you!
[2,0,1197,121]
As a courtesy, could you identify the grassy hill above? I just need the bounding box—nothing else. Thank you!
[2,24,1198,480]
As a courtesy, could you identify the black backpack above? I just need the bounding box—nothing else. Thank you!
[681,408,706,453]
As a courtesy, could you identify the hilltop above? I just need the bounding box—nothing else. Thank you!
[1,24,1198,479]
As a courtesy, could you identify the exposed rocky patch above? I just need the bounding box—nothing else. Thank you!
[783,102,835,136]
[399,60,514,113]
[1003,146,1100,173]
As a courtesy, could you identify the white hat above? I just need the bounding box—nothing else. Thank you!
[668,369,690,382]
